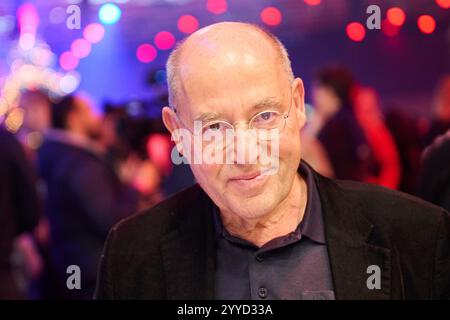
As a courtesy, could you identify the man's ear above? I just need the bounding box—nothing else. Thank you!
[292,77,306,128]
[162,106,184,155]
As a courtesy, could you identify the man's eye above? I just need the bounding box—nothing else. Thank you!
[209,123,221,130]
[255,112,278,123]
[202,122,225,134]
[260,112,273,121]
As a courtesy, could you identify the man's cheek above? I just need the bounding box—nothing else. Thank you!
[193,163,222,183]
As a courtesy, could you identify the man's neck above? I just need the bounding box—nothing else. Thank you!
[220,173,307,247]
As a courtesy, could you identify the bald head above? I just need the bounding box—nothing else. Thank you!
[166,22,294,110]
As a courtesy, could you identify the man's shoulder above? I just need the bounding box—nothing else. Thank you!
[422,130,450,172]
[109,184,207,246]
[324,176,447,233]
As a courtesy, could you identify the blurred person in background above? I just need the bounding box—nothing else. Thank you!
[15,89,53,297]
[300,130,334,178]
[310,66,378,182]
[16,89,52,160]
[353,87,401,189]
[421,75,450,148]
[98,104,165,209]
[37,94,138,299]
[417,129,450,212]
[0,127,41,299]
[384,106,423,194]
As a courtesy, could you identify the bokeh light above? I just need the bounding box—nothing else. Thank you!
[59,51,79,71]
[31,47,54,66]
[178,15,199,34]
[304,0,321,6]
[346,22,366,42]
[387,7,406,27]
[0,15,15,35]
[5,108,24,133]
[83,23,105,44]
[19,33,35,50]
[154,70,167,84]
[207,0,228,15]
[136,44,157,63]
[417,15,436,34]
[154,31,176,50]
[99,3,122,25]
[436,0,450,9]
[260,7,282,26]
[49,7,66,24]
[17,3,39,34]
[60,73,80,94]
[71,38,92,58]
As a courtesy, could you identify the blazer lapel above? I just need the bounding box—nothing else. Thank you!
[326,228,392,299]
[314,170,392,299]
[160,187,215,299]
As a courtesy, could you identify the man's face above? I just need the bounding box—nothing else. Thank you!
[20,93,51,132]
[74,97,101,140]
[164,40,306,221]
[312,84,340,117]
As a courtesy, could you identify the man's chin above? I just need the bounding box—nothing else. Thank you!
[225,191,276,218]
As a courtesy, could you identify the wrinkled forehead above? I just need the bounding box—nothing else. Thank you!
[176,38,288,117]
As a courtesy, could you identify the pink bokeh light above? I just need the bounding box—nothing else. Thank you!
[59,51,79,71]
[71,38,92,58]
[83,23,105,44]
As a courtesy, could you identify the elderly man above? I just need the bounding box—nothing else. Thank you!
[95,22,450,300]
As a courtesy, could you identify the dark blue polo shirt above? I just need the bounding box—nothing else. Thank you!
[213,162,335,300]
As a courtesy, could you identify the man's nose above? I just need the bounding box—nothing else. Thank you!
[229,127,259,165]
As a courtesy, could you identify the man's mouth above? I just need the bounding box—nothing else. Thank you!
[230,171,262,181]
[228,168,274,191]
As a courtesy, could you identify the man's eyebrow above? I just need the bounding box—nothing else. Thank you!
[194,112,222,123]
[252,97,283,111]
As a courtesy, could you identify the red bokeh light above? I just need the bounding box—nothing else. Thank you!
[146,134,172,176]
[178,15,199,34]
[304,0,321,6]
[417,15,436,34]
[346,22,366,42]
[154,31,176,50]
[136,44,157,63]
[83,23,105,44]
[260,7,282,26]
[207,0,227,15]
[436,0,450,9]
[59,51,79,71]
[382,19,400,37]
[386,7,406,26]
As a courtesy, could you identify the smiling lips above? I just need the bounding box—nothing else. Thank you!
[230,171,262,181]
[228,168,272,190]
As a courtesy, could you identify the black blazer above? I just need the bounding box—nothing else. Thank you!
[95,162,450,300]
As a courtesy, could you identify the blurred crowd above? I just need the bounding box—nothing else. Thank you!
[1,66,449,299]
